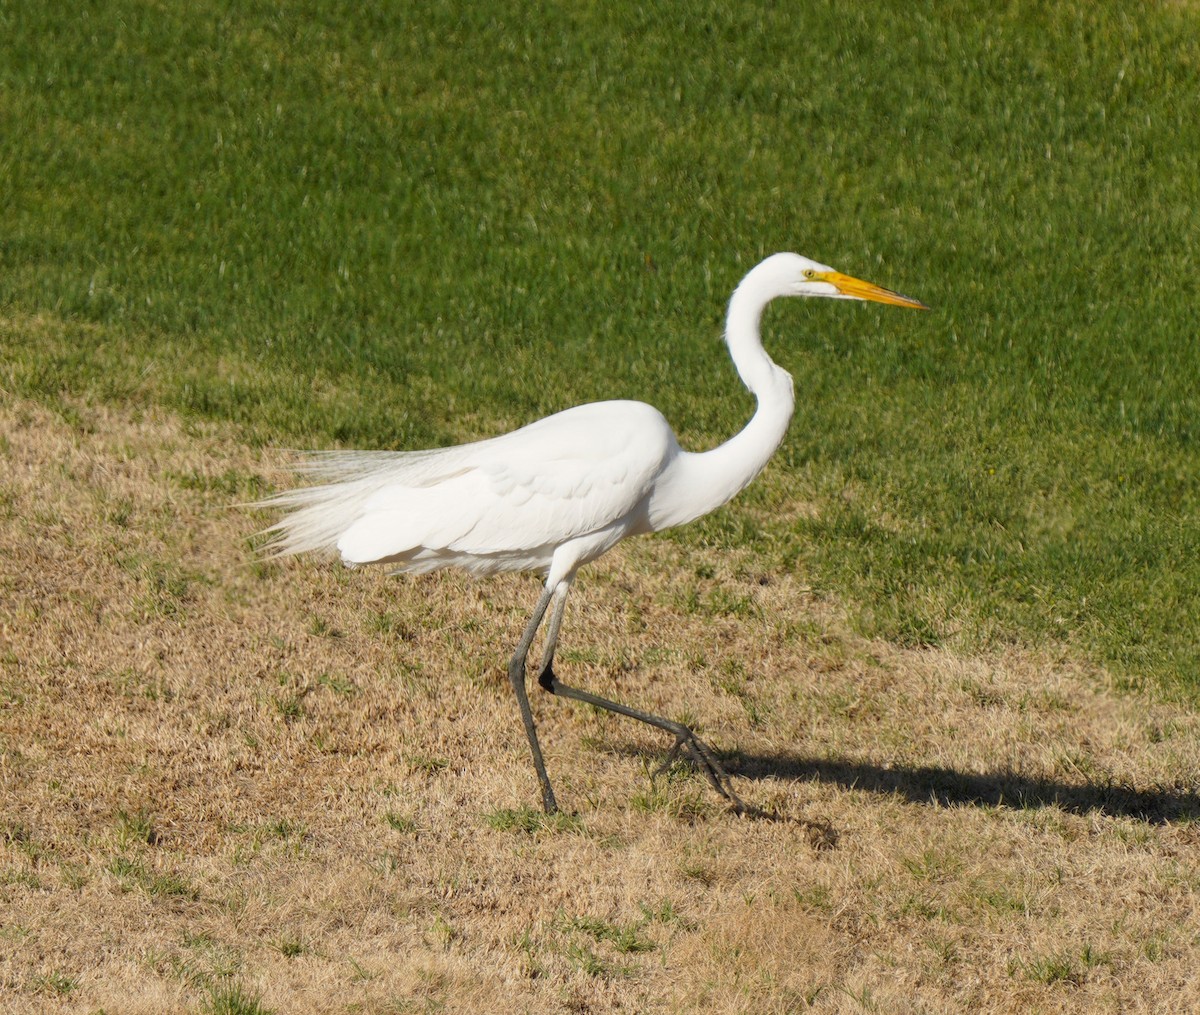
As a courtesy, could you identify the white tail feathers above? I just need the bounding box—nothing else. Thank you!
[252,447,479,560]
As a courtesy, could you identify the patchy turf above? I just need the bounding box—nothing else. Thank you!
[1,391,1198,1014]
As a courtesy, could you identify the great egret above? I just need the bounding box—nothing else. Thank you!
[259,253,926,814]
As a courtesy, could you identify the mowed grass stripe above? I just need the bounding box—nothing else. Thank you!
[1,392,1198,1011]
[1,2,1198,689]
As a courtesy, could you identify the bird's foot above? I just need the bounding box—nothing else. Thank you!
[654,727,747,815]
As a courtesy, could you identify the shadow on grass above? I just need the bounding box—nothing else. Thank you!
[731,752,1200,825]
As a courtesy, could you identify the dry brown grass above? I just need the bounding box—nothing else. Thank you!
[2,392,1199,1014]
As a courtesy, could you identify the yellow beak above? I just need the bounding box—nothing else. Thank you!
[819,271,929,310]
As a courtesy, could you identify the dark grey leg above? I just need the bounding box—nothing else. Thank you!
[539,582,570,670]
[535,586,746,814]
[508,585,558,813]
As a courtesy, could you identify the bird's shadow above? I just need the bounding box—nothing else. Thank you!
[613,742,1200,828]
[731,750,1200,826]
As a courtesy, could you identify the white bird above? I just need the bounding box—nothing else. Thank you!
[258,253,926,814]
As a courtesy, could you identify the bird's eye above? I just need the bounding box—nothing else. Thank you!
[803,269,817,280]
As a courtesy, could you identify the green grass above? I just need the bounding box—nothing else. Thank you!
[484,806,585,836]
[108,856,197,900]
[2,1,1199,690]
[383,811,417,833]
[559,913,658,955]
[201,982,275,1015]
[30,971,77,997]
[114,808,159,849]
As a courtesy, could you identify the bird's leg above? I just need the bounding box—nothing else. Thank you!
[535,589,745,814]
[508,585,558,814]
[537,582,571,674]
[542,676,746,813]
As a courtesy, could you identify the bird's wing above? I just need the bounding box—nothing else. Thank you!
[335,402,675,563]
[260,401,677,565]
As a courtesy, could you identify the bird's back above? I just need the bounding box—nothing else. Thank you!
[260,400,679,578]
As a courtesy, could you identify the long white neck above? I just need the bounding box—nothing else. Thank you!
[647,266,796,531]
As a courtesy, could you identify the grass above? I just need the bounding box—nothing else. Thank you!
[2,2,1200,1012]
[2,393,1199,1012]
[484,806,585,836]
[383,811,417,834]
[108,856,197,901]
[559,913,658,955]
[201,983,274,1015]
[0,1,1198,691]
[29,972,77,998]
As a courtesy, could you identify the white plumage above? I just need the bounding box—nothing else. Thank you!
[262,400,676,584]
[257,253,926,814]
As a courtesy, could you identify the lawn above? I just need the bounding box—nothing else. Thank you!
[3,0,1200,685]
[2,1,1199,1011]
[2,394,1199,1013]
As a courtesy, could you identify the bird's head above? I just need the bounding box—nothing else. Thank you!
[751,252,928,310]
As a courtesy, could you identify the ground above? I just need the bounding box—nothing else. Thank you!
[1,393,1198,1014]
